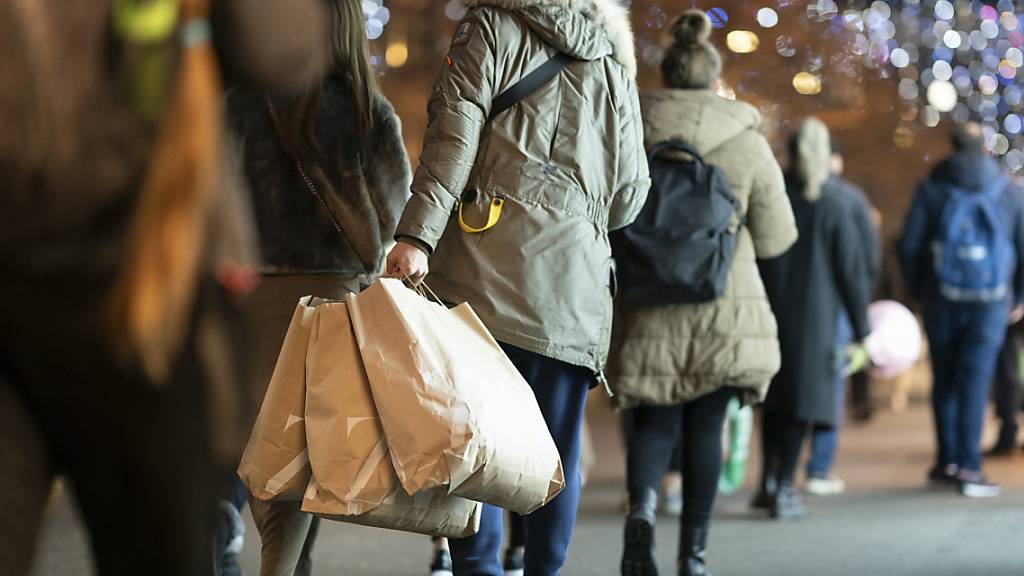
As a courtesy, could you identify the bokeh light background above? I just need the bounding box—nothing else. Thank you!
[361,1,1024,289]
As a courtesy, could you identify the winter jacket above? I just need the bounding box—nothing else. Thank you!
[759,121,871,426]
[227,79,411,277]
[394,0,651,372]
[606,89,798,408]
[899,151,1024,308]
[833,176,880,295]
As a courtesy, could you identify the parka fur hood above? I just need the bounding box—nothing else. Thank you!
[463,0,638,76]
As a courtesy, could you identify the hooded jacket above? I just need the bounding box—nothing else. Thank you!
[899,151,1024,307]
[394,0,650,372]
[227,79,412,277]
[606,89,798,407]
[759,119,871,425]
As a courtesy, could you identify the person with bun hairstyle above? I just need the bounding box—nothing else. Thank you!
[608,10,796,576]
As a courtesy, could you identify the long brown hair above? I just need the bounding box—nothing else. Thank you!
[273,0,377,164]
[108,0,222,382]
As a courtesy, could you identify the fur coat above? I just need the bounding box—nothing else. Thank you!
[227,76,412,276]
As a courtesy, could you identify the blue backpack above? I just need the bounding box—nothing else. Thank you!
[933,181,1014,302]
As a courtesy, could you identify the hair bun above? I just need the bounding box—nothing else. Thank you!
[670,10,712,47]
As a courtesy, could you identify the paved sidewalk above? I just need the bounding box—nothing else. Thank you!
[32,391,1024,576]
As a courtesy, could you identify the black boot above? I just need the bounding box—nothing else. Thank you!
[750,472,777,511]
[621,487,658,576]
[770,483,807,521]
[677,526,712,576]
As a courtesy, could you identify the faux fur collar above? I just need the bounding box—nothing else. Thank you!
[463,0,638,76]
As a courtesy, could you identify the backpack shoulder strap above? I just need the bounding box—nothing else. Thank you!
[487,51,574,123]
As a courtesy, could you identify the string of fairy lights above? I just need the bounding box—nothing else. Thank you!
[364,1,1024,172]
[635,0,1024,173]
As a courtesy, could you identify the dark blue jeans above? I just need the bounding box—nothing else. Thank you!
[449,343,591,576]
[807,311,852,478]
[924,299,1009,473]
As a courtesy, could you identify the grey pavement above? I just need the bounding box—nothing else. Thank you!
[30,387,1024,576]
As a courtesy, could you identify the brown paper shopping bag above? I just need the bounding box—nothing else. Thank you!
[301,300,481,537]
[238,297,317,502]
[303,301,396,515]
[302,477,481,539]
[346,278,564,514]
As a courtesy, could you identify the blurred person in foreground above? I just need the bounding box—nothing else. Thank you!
[386,0,651,573]
[755,118,871,521]
[0,0,327,574]
[607,10,797,576]
[899,122,1024,497]
[801,139,881,497]
[227,0,411,573]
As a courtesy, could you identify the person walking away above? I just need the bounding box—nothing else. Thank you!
[756,118,871,520]
[987,319,1024,455]
[386,1,650,574]
[606,11,797,575]
[803,139,881,496]
[0,0,329,574]
[898,122,1024,497]
[227,0,412,573]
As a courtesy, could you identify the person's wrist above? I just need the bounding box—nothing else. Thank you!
[396,235,430,256]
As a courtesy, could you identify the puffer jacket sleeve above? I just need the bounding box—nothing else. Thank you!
[365,97,412,248]
[394,10,498,250]
[607,79,651,231]
[747,135,798,259]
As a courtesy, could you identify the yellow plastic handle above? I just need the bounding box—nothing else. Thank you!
[458,197,504,234]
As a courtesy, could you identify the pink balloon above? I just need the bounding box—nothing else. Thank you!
[864,300,922,379]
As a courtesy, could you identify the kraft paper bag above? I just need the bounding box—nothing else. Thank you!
[303,301,395,515]
[302,477,481,539]
[238,297,317,502]
[346,278,564,514]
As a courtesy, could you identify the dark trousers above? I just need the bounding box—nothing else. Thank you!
[992,325,1024,445]
[625,387,736,529]
[760,411,811,487]
[924,299,1008,472]
[450,344,591,576]
[0,280,232,576]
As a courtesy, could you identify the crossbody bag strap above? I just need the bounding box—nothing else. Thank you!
[486,51,574,123]
[265,96,347,239]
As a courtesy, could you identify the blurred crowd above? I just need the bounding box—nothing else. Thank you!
[1,2,1022,576]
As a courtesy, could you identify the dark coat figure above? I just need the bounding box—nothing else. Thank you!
[759,120,871,427]
[834,176,881,295]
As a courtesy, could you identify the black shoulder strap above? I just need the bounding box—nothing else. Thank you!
[487,52,574,123]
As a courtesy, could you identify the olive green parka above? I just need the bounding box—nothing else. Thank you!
[607,90,798,407]
[395,0,651,373]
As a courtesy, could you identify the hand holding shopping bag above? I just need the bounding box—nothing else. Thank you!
[346,278,564,514]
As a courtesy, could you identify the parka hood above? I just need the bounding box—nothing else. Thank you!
[640,89,762,154]
[789,117,831,201]
[931,151,1004,192]
[464,0,637,76]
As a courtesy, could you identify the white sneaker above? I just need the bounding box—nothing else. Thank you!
[959,473,1001,498]
[805,476,847,496]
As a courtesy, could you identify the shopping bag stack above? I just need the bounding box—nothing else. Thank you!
[238,279,564,538]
